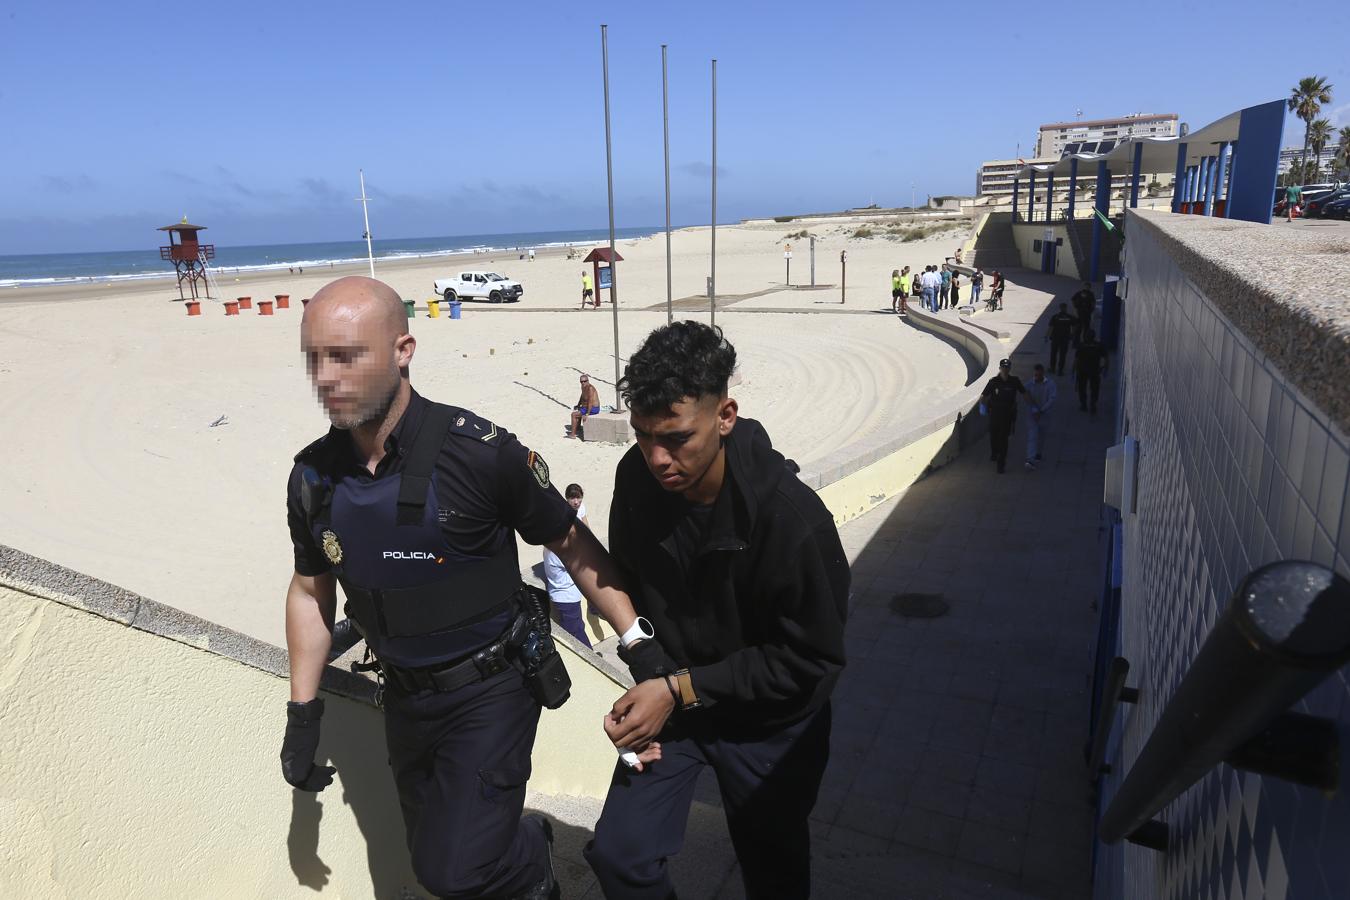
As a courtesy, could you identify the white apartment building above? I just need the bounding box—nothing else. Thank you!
[1277,145,1343,177]
[1036,113,1179,159]
[977,157,1058,198]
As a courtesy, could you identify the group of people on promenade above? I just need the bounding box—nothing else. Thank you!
[891,261,1003,315]
[979,280,1109,473]
[283,276,847,900]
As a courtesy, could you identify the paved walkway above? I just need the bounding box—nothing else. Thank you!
[533,269,1118,899]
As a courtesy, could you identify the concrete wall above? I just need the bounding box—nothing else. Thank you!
[1010,223,1082,280]
[801,305,1003,525]
[0,546,624,898]
[1094,211,1350,900]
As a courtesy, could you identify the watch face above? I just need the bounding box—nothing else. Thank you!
[321,529,344,565]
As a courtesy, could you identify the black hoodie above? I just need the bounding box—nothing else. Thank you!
[609,417,849,730]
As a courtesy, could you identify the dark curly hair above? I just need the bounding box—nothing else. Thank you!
[619,321,737,416]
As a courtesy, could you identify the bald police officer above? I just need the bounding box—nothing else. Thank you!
[281,277,662,899]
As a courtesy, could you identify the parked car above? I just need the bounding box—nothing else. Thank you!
[1322,195,1350,219]
[432,270,524,303]
[1305,186,1350,218]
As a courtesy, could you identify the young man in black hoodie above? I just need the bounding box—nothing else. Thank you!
[584,321,849,899]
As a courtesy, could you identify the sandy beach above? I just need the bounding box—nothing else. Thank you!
[0,218,973,646]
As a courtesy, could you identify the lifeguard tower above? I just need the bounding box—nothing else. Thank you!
[158,218,215,300]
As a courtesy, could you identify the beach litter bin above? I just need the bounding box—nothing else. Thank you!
[238,296,252,310]
[428,298,440,318]
[224,301,239,316]
[449,299,462,320]
[275,294,290,309]
[259,300,274,315]
[185,301,201,316]
[403,299,416,319]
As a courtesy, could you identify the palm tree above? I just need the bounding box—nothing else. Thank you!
[1288,76,1333,184]
[1338,126,1350,177]
[1308,118,1333,182]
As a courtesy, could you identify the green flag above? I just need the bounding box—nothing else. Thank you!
[1093,208,1116,232]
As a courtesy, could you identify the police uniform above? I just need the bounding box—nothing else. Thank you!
[982,369,1026,473]
[1074,339,1107,413]
[1047,309,1076,374]
[287,390,574,899]
[1071,288,1095,344]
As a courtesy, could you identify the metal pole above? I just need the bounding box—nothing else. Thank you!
[809,235,816,286]
[840,251,846,304]
[662,44,673,325]
[358,169,375,277]
[601,25,622,410]
[710,58,717,328]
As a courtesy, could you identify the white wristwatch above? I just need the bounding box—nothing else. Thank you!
[619,616,655,648]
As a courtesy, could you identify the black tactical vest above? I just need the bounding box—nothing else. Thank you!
[299,403,521,667]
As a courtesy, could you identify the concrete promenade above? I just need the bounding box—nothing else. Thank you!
[536,269,1118,898]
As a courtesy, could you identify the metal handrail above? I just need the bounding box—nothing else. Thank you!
[1099,560,1350,849]
[1086,656,1137,776]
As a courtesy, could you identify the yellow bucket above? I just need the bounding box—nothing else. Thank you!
[428,298,440,319]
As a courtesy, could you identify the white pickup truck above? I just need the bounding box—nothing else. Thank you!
[432,270,524,303]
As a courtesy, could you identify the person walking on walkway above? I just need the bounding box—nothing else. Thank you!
[1285,183,1302,222]
[981,358,1028,474]
[582,270,596,309]
[971,268,984,308]
[1046,302,1076,375]
[1023,364,1057,468]
[1071,281,1096,345]
[585,321,848,900]
[1073,329,1108,414]
[891,269,903,314]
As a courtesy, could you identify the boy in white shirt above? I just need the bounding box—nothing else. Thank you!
[543,483,593,646]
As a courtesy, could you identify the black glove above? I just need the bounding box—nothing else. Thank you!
[618,639,677,683]
[281,698,335,792]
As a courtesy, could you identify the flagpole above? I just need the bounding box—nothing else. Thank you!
[358,169,374,277]
[710,58,717,328]
[662,44,673,326]
[601,25,622,410]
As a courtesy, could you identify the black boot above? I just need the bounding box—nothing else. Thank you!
[514,816,560,900]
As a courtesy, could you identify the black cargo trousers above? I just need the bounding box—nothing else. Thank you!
[383,668,546,899]
[585,703,832,899]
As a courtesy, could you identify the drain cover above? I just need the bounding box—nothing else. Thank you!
[891,593,949,618]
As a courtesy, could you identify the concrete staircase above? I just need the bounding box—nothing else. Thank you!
[965,212,1020,270]
[1067,216,1123,281]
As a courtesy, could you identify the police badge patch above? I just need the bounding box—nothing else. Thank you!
[526,450,550,489]
[320,529,344,565]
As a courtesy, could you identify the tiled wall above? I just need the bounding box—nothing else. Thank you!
[1095,216,1350,900]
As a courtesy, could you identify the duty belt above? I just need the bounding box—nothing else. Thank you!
[375,628,517,695]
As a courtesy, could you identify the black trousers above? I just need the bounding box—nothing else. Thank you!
[1049,338,1069,374]
[585,703,832,900]
[989,410,1014,465]
[1077,373,1101,411]
[383,668,545,899]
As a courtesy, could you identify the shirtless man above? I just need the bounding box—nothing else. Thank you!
[569,373,601,438]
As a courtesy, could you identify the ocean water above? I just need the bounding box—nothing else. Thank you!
[0,227,661,288]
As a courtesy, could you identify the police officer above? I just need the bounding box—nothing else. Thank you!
[1046,302,1076,375]
[1071,281,1096,346]
[1073,328,1109,415]
[981,358,1029,474]
[280,276,654,900]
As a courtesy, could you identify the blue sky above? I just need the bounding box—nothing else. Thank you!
[2,0,1347,253]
